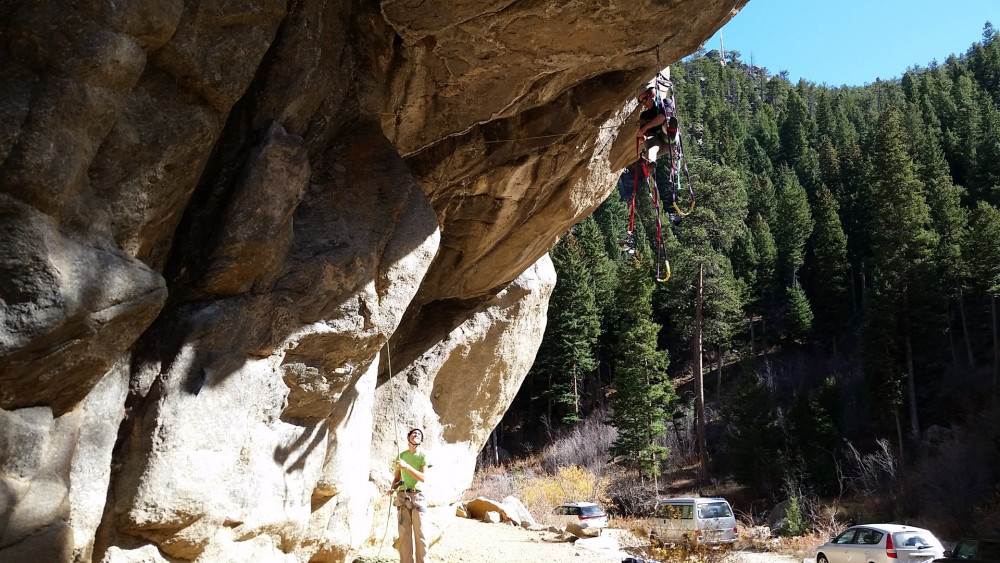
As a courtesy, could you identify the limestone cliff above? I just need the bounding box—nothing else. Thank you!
[0,0,746,561]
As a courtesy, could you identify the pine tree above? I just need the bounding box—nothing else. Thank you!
[723,373,785,498]
[865,106,938,444]
[531,234,600,424]
[964,202,1000,395]
[785,377,841,494]
[609,258,675,476]
[786,281,814,344]
[773,167,814,285]
[807,185,850,349]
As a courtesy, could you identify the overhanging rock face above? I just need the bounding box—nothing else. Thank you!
[0,0,746,560]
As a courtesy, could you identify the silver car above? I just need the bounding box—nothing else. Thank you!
[816,524,945,563]
[552,501,608,534]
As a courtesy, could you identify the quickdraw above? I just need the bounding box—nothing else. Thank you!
[629,137,671,282]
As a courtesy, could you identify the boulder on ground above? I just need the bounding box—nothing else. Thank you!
[565,522,600,538]
[465,497,509,521]
[500,496,537,527]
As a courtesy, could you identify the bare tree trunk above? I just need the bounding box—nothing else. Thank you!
[947,307,959,368]
[573,368,579,417]
[894,405,906,467]
[761,317,768,359]
[492,426,500,466]
[960,288,975,367]
[904,289,920,441]
[860,260,867,307]
[695,263,709,481]
[993,293,998,399]
[546,373,553,427]
[716,344,723,404]
[850,264,858,313]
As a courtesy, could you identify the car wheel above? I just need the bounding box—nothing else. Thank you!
[817,555,829,563]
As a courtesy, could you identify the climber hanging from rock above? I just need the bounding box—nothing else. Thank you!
[624,69,692,282]
[636,84,668,167]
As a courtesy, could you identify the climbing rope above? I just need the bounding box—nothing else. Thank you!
[628,137,672,282]
[377,339,401,560]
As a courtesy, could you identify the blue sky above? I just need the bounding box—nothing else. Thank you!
[703,0,998,86]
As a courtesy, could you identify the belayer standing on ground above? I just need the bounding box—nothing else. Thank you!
[388,428,430,563]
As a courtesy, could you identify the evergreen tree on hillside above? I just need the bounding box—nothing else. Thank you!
[749,213,778,310]
[818,137,842,196]
[753,104,782,163]
[530,234,600,424]
[964,202,1000,394]
[593,195,630,263]
[773,167,814,286]
[968,23,1000,105]
[609,258,675,476]
[723,373,785,499]
[786,280,814,344]
[972,95,1000,199]
[576,215,619,323]
[749,174,778,227]
[785,377,841,495]
[865,106,938,445]
[779,90,816,191]
[806,185,850,349]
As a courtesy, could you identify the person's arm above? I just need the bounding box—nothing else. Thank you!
[396,458,426,483]
[638,113,666,137]
[387,468,403,495]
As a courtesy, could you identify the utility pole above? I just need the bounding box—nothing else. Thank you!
[695,263,709,481]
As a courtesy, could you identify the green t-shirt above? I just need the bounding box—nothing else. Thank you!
[395,450,428,490]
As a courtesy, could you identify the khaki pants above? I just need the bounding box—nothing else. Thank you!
[395,490,428,563]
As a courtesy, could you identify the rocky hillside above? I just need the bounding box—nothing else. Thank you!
[0,1,745,561]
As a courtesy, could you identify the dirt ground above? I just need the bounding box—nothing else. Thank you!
[355,512,805,563]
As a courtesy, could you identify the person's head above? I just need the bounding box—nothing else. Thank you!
[636,86,654,108]
[407,428,424,445]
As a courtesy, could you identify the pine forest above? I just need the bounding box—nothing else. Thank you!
[482,23,1000,537]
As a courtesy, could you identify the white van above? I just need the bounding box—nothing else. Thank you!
[648,497,738,545]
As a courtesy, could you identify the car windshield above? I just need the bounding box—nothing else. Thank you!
[580,505,604,516]
[893,532,934,548]
[697,502,733,519]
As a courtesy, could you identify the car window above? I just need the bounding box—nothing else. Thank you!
[979,540,1000,559]
[855,529,884,545]
[656,504,693,519]
[580,505,604,517]
[953,540,979,559]
[834,530,858,544]
[893,532,933,548]
[698,502,733,519]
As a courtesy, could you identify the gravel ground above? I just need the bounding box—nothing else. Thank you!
[355,512,804,563]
